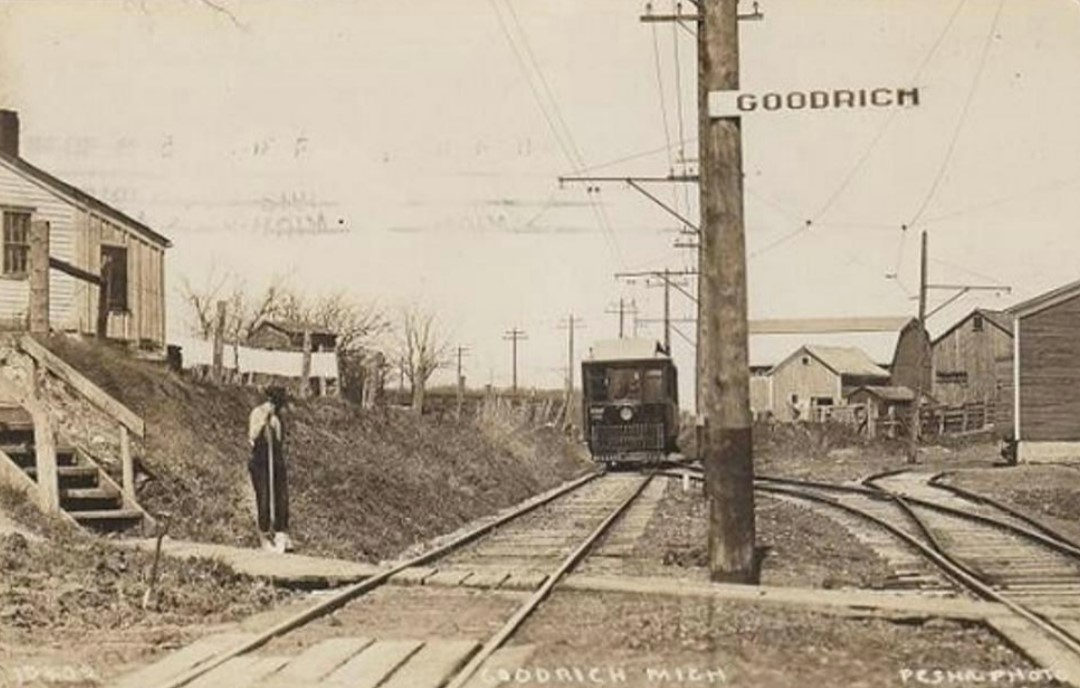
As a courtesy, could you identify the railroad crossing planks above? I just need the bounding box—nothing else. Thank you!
[378,640,479,688]
[322,640,423,687]
[257,637,374,686]
[184,655,291,688]
[111,632,258,688]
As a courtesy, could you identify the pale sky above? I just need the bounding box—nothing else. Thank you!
[2,0,1079,399]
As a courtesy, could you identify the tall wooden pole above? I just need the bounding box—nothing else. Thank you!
[908,230,929,463]
[28,220,49,335]
[699,0,756,583]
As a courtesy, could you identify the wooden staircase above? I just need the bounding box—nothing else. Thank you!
[0,407,145,533]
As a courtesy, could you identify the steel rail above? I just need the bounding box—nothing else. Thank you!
[862,478,1080,661]
[928,471,1080,548]
[445,474,654,688]
[676,467,1080,561]
[672,469,1080,662]
[149,470,603,688]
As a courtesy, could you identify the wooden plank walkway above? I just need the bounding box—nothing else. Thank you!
[117,538,381,587]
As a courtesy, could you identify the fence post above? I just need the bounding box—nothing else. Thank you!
[120,424,134,499]
[211,300,226,383]
[27,362,59,512]
[299,330,312,399]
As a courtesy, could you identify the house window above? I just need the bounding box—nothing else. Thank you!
[801,356,811,366]
[790,394,799,404]
[2,211,30,277]
[973,314,984,332]
[936,371,969,385]
[101,245,128,312]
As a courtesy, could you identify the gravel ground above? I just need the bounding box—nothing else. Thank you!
[604,479,894,589]
[511,592,1048,688]
[943,464,1080,545]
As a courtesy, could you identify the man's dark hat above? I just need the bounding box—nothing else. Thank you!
[266,386,288,408]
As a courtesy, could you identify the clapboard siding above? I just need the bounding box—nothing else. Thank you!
[1018,294,1080,441]
[0,160,77,328]
[0,159,167,346]
[931,313,1013,407]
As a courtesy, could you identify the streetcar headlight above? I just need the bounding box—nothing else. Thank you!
[619,406,634,422]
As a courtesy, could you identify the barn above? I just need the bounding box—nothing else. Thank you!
[0,110,170,347]
[768,345,890,421]
[997,279,1080,462]
[930,308,1012,407]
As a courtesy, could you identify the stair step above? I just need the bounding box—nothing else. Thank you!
[70,508,143,522]
[25,465,100,488]
[5,447,78,467]
[61,486,121,500]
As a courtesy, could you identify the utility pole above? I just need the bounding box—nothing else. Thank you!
[558,315,585,429]
[605,298,638,339]
[503,328,527,395]
[455,345,469,420]
[907,231,929,463]
[699,0,756,583]
[615,269,697,352]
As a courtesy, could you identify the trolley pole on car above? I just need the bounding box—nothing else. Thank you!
[699,0,757,583]
[503,328,527,396]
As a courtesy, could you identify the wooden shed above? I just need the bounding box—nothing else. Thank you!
[247,320,338,352]
[997,279,1080,462]
[769,345,890,421]
[930,308,1012,407]
[0,110,170,347]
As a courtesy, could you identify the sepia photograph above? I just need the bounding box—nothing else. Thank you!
[0,0,1079,686]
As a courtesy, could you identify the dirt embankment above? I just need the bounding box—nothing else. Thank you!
[39,335,592,561]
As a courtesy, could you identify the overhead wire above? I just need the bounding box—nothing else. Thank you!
[810,0,972,225]
[489,0,623,262]
[906,0,1007,227]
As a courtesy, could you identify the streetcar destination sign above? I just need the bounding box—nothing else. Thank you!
[708,87,920,117]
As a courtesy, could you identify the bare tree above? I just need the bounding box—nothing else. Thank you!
[398,306,451,414]
[272,289,389,352]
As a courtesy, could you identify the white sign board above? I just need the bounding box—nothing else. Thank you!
[709,87,921,118]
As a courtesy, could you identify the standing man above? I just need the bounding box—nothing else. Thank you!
[248,386,292,552]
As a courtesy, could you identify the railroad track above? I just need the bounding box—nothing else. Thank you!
[675,466,1080,681]
[111,472,655,688]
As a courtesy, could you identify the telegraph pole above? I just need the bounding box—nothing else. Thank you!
[503,328,527,395]
[699,0,756,583]
[606,298,638,338]
[558,315,585,429]
[614,269,697,352]
[455,345,470,420]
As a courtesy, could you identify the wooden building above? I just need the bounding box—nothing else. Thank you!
[997,279,1080,462]
[845,385,915,437]
[769,345,890,421]
[246,320,338,352]
[930,309,1012,407]
[0,111,170,346]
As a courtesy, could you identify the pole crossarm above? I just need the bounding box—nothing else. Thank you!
[558,174,698,183]
[926,283,1012,293]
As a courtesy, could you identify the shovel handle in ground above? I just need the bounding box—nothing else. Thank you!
[265,421,276,536]
[142,511,172,611]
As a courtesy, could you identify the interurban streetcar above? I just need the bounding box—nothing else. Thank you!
[581,338,680,465]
